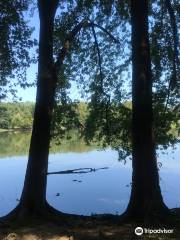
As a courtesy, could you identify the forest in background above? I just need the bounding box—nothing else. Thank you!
[0,101,178,143]
[0,101,129,131]
[0,102,34,130]
[0,101,88,131]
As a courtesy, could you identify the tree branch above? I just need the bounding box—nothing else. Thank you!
[91,25,104,88]
[91,22,120,44]
[91,25,111,140]
[55,20,87,72]
[54,20,119,73]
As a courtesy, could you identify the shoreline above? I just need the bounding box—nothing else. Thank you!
[0,128,32,133]
[1,209,180,240]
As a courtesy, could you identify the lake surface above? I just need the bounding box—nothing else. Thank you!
[0,132,179,217]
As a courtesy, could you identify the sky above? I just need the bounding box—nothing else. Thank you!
[17,65,36,102]
[17,65,81,102]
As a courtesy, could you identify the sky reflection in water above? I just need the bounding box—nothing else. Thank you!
[0,139,179,217]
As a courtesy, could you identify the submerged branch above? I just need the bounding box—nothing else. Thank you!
[47,167,109,175]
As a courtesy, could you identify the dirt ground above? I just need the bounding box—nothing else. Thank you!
[1,218,180,240]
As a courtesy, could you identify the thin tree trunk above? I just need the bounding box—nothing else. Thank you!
[18,0,58,216]
[125,0,168,220]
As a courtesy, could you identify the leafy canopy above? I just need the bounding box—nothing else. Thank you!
[0,0,36,100]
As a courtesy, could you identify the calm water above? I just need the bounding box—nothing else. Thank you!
[0,132,179,217]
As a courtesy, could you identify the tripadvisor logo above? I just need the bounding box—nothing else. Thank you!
[135,227,174,236]
[135,227,143,236]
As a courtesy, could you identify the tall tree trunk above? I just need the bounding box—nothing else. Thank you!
[1,7,95,222]
[18,0,59,216]
[125,0,168,220]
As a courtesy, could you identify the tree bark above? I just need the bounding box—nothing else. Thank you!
[18,0,59,216]
[125,0,169,220]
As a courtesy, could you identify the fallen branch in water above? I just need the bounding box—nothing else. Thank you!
[47,167,109,175]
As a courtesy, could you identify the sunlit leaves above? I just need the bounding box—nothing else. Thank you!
[0,0,36,100]
[51,1,179,157]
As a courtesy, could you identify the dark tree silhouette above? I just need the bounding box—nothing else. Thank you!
[124,0,169,220]
[17,0,59,217]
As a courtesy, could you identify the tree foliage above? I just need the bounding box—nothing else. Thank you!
[51,0,179,158]
[0,0,36,100]
[0,102,34,129]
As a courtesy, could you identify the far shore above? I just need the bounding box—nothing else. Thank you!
[0,128,32,133]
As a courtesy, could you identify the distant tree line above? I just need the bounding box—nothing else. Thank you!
[0,101,93,131]
[0,101,129,131]
[0,101,178,149]
[0,102,34,130]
